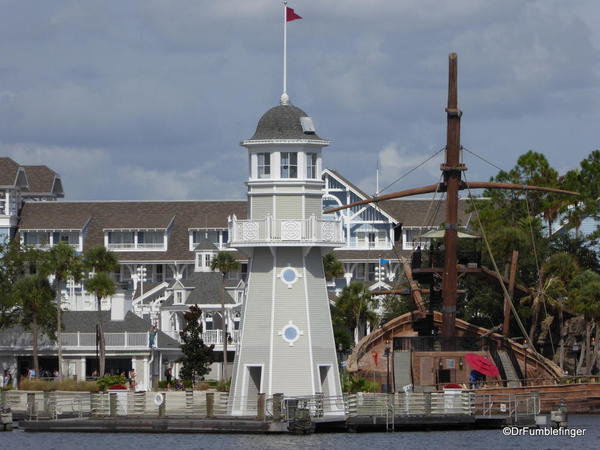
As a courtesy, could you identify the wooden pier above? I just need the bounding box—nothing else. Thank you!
[6,390,542,434]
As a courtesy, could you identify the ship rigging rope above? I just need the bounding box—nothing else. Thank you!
[462,147,506,173]
[462,172,548,366]
[524,194,556,355]
[378,147,445,195]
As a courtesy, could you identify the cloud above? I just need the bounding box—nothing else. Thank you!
[118,165,244,201]
[355,142,443,195]
[0,1,599,201]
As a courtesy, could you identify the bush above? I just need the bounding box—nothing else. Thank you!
[19,378,99,392]
[341,373,379,393]
[216,378,231,392]
[96,375,127,391]
[158,380,169,389]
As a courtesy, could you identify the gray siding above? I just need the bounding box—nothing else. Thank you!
[304,195,322,218]
[251,196,272,220]
[275,196,302,219]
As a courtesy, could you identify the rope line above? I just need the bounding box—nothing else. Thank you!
[462,147,506,173]
[378,147,444,195]
[462,172,547,365]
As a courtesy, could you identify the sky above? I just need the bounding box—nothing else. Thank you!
[0,0,599,201]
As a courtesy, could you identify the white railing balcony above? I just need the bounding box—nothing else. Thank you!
[229,216,344,247]
[0,332,153,349]
[107,242,165,251]
[164,329,240,346]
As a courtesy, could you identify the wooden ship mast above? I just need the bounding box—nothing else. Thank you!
[326,53,577,339]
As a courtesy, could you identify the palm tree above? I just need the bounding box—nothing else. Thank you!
[83,246,119,376]
[13,275,56,377]
[41,242,83,381]
[323,252,344,283]
[210,251,240,382]
[85,272,116,376]
[335,281,379,344]
[83,246,119,275]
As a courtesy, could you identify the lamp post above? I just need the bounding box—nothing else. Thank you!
[136,266,147,297]
[523,341,529,386]
[384,339,392,393]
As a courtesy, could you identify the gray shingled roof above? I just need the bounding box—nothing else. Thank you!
[22,165,63,197]
[164,272,235,306]
[18,201,248,261]
[193,237,218,251]
[248,105,325,141]
[0,157,24,187]
[379,199,471,227]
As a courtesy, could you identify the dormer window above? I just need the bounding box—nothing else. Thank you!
[174,291,184,305]
[195,250,216,272]
[257,153,270,178]
[281,152,297,178]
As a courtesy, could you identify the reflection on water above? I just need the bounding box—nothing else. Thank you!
[4,415,599,450]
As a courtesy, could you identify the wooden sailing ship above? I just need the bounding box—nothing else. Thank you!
[325,54,600,411]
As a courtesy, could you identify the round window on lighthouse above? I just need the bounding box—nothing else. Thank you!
[279,321,302,346]
[279,267,299,288]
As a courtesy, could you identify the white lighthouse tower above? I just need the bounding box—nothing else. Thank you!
[228,94,345,414]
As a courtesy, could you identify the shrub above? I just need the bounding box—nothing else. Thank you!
[216,378,231,392]
[19,378,99,392]
[157,380,169,389]
[195,382,210,391]
[341,373,379,393]
[96,375,127,391]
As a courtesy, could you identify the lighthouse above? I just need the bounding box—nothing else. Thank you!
[228,94,345,414]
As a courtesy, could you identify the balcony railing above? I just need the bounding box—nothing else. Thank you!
[229,216,344,247]
[107,242,165,250]
[165,329,240,345]
[0,332,155,349]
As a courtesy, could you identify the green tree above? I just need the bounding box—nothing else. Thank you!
[379,294,415,322]
[41,242,83,381]
[85,272,116,376]
[83,246,119,376]
[210,251,240,382]
[567,270,600,374]
[12,275,57,377]
[83,246,119,275]
[335,282,378,344]
[323,252,344,281]
[0,240,45,329]
[178,305,214,383]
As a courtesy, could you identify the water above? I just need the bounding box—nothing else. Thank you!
[2,415,599,450]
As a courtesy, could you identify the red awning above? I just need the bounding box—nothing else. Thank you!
[464,353,500,377]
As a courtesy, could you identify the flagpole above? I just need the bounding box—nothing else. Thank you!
[283,1,287,100]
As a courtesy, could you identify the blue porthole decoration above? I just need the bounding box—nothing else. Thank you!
[278,265,301,288]
[278,321,303,346]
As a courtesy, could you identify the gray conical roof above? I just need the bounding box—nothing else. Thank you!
[248,104,324,141]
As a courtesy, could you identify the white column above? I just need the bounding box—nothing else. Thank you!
[80,357,86,381]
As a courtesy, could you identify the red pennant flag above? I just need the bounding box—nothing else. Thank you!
[286,7,302,22]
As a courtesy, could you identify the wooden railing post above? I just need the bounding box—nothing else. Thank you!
[26,392,36,420]
[424,392,431,416]
[186,390,194,411]
[257,393,266,421]
[272,393,284,421]
[109,393,117,417]
[158,392,166,417]
[206,392,215,418]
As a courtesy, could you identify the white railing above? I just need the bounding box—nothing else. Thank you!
[107,243,165,250]
[163,329,240,345]
[0,332,152,349]
[230,216,344,246]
